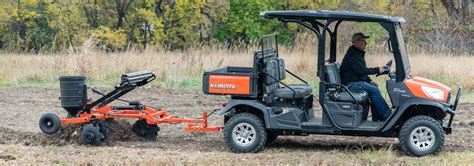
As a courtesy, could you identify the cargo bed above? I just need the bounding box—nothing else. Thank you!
[202,66,259,97]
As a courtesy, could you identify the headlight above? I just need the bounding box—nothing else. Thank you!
[422,86,445,101]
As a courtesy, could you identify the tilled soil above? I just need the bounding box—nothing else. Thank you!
[0,87,473,164]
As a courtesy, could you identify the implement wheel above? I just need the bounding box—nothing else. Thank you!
[132,119,159,140]
[39,113,62,134]
[80,124,104,146]
[97,122,110,141]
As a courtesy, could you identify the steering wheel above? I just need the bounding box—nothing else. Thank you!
[376,60,392,77]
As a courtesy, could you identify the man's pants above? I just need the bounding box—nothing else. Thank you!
[347,81,390,121]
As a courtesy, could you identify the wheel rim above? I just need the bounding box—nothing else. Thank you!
[232,122,256,147]
[44,119,53,128]
[409,126,435,151]
[84,132,95,143]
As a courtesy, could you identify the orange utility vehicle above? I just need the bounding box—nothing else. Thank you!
[202,10,462,156]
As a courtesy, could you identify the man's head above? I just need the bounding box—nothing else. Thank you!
[351,33,370,51]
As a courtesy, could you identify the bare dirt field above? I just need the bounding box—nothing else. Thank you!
[0,87,473,164]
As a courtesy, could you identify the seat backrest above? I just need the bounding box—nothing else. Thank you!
[325,62,341,84]
[264,59,280,85]
[276,58,286,80]
[263,59,278,103]
[263,58,286,82]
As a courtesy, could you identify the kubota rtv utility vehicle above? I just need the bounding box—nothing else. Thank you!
[202,10,461,156]
[39,10,462,157]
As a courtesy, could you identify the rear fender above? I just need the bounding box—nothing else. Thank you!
[382,98,447,132]
[218,99,271,128]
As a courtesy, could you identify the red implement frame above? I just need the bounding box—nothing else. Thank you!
[60,103,222,132]
[57,71,221,132]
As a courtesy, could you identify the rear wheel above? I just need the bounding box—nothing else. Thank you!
[399,115,444,156]
[224,113,267,153]
[39,113,61,134]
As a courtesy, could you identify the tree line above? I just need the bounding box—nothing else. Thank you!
[0,0,471,53]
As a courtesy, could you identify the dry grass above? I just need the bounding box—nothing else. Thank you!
[0,48,472,87]
[0,35,472,92]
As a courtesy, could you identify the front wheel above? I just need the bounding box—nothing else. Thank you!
[224,113,267,153]
[399,115,445,156]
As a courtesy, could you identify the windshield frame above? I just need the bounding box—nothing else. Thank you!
[394,23,411,79]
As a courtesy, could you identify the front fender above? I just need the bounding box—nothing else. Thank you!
[382,98,447,132]
[218,99,271,128]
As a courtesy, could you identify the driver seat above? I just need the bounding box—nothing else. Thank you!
[325,63,369,104]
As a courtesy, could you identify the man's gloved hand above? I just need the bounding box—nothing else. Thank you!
[378,66,390,75]
[378,67,385,75]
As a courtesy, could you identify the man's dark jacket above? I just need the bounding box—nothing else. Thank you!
[339,46,379,85]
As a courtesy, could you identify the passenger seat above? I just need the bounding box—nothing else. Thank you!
[263,59,312,101]
[276,58,313,94]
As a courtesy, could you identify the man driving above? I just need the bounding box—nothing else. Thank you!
[339,33,391,121]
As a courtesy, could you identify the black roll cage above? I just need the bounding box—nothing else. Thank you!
[261,10,411,105]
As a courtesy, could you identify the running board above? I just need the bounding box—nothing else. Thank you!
[301,117,332,129]
[357,121,384,130]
